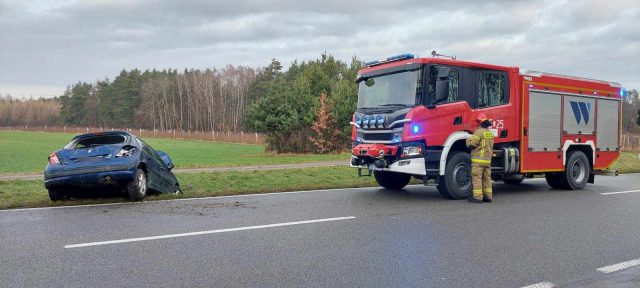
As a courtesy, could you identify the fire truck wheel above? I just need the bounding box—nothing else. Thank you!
[373,171,411,190]
[437,151,472,200]
[544,173,564,189]
[559,150,590,190]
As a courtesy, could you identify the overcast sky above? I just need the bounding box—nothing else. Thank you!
[1,0,638,98]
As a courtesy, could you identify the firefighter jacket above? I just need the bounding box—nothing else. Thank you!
[466,127,494,167]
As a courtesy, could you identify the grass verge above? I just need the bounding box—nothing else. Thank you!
[611,152,640,174]
[0,167,379,210]
[1,152,637,210]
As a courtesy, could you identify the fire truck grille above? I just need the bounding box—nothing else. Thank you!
[363,133,393,141]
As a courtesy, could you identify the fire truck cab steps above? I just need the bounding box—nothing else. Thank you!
[350,53,623,199]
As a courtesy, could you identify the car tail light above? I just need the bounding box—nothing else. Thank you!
[48,152,60,165]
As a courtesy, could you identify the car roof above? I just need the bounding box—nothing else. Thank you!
[71,131,134,140]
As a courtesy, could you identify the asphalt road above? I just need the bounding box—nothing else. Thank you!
[1,174,639,288]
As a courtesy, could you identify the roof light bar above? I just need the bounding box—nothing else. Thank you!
[364,53,416,67]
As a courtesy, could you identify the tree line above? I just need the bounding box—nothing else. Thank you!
[55,66,256,133]
[0,95,60,127]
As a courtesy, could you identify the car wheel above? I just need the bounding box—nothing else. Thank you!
[48,189,66,201]
[127,169,148,201]
[437,151,472,200]
[373,171,411,190]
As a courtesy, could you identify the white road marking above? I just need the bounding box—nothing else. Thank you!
[600,190,640,195]
[64,216,356,249]
[0,185,424,213]
[596,258,640,273]
[521,281,555,288]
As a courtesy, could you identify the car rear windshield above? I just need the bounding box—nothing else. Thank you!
[65,135,127,149]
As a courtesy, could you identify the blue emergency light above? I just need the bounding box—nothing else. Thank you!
[411,124,420,134]
[364,53,416,67]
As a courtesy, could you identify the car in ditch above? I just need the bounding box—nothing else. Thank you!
[44,131,181,201]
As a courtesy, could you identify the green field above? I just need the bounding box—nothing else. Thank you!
[0,130,347,174]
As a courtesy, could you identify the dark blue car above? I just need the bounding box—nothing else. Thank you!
[44,131,180,201]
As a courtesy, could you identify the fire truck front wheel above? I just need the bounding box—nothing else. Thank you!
[373,171,411,190]
[437,151,472,200]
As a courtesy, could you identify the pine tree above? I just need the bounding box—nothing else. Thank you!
[309,93,342,153]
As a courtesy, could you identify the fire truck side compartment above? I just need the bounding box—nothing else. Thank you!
[596,98,620,151]
[528,91,562,152]
[563,95,596,135]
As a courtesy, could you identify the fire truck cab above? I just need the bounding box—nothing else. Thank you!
[350,53,622,199]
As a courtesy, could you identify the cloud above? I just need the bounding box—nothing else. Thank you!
[0,0,638,98]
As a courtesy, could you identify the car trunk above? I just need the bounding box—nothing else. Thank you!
[56,144,123,164]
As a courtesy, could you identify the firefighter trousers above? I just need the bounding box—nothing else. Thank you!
[471,164,492,200]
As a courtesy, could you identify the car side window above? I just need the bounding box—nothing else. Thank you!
[139,140,167,168]
[477,72,507,108]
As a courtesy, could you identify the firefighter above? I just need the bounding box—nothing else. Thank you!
[466,113,495,203]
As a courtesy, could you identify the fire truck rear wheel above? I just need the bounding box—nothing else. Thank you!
[373,171,411,190]
[559,150,590,190]
[437,151,472,200]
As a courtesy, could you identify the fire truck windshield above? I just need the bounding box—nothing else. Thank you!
[357,69,421,110]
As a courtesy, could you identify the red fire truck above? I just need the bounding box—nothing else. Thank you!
[350,53,623,199]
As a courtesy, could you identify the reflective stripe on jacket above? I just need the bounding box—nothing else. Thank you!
[466,127,494,167]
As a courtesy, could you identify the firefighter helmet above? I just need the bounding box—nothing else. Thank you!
[475,113,490,124]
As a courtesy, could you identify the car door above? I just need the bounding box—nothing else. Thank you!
[146,147,175,192]
[139,142,166,192]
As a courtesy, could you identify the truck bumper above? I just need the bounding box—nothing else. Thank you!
[351,143,426,176]
[350,157,426,176]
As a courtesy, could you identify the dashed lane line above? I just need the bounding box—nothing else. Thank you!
[596,258,640,273]
[64,216,357,249]
[600,189,640,195]
[521,281,555,288]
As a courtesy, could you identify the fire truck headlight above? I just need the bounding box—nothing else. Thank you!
[411,124,420,134]
[377,115,385,126]
[401,146,423,158]
[369,114,377,127]
[355,115,362,126]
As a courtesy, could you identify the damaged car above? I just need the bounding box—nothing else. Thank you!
[44,131,181,201]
